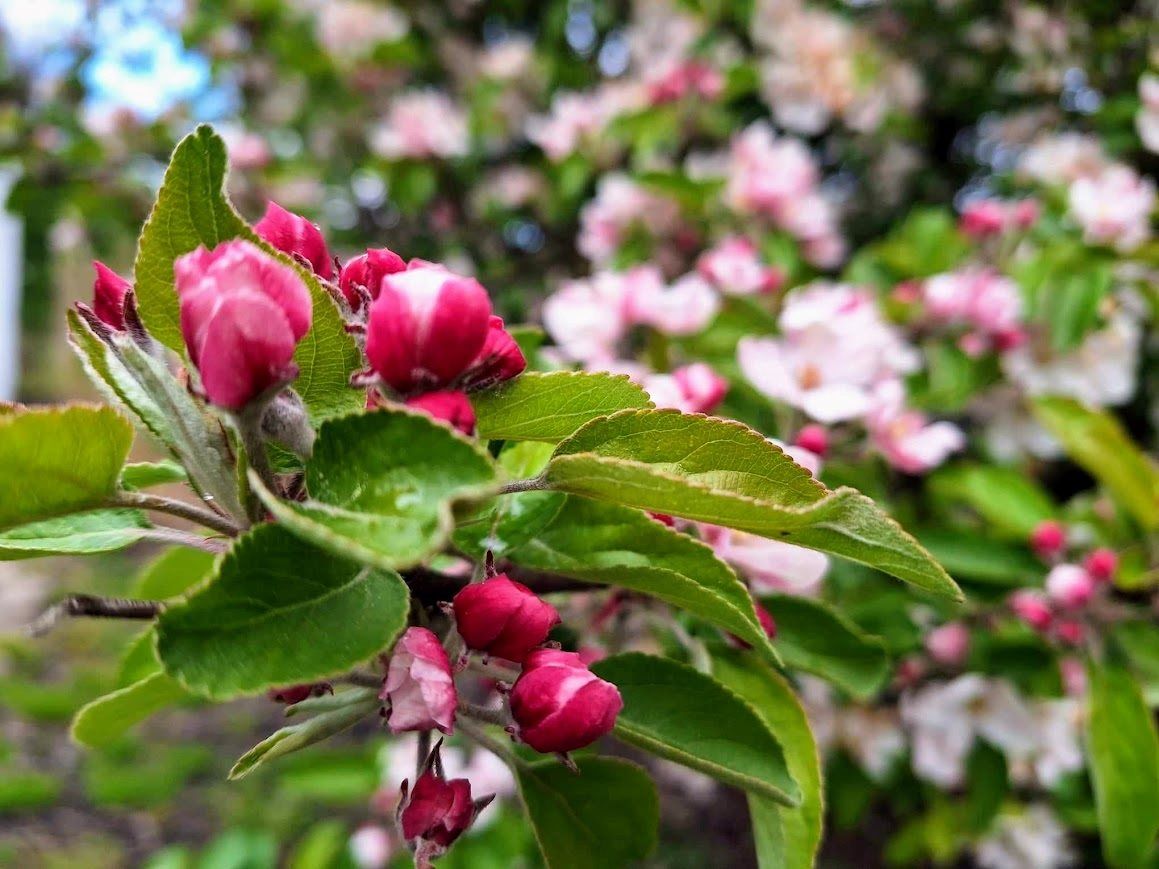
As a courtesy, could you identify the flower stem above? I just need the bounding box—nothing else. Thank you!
[111,490,242,537]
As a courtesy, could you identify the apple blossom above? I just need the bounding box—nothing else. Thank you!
[1067,164,1155,252]
[338,247,407,309]
[509,649,623,754]
[370,90,469,160]
[254,201,334,280]
[1082,548,1118,583]
[399,767,477,854]
[381,627,457,734]
[405,390,476,434]
[91,261,131,330]
[697,236,783,296]
[793,424,829,457]
[629,273,720,336]
[452,575,561,664]
[1029,520,1067,560]
[1044,564,1095,609]
[924,622,970,667]
[1009,589,1053,632]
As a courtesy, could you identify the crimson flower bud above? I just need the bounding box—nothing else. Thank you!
[405,390,476,435]
[339,247,407,309]
[958,200,1008,238]
[1045,564,1095,609]
[924,622,970,667]
[756,602,777,641]
[459,316,527,390]
[1082,548,1118,583]
[452,575,561,663]
[254,201,334,279]
[400,769,475,848]
[1009,589,1053,632]
[794,424,829,457]
[1054,619,1085,647]
[381,627,457,734]
[175,240,312,410]
[365,264,493,394]
[267,682,333,705]
[509,649,622,754]
[92,261,131,330]
[1029,520,1067,560]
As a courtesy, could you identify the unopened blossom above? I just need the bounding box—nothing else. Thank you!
[646,60,724,105]
[365,264,492,395]
[925,622,970,667]
[254,201,334,280]
[1082,548,1118,583]
[405,390,476,435]
[381,627,457,734]
[91,261,131,330]
[697,236,783,296]
[453,575,561,664]
[1029,520,1067,559]
[1009,589,1053,632]
[338,247,407,309]
[793,424,829,457]
[866,381,964,474]
[371,90,469,160]
[1045,564,1095,609]
[509,649,623,754]
[1067,164,1155,252]
[268,682,333,705]
[459,316,527,390]
[959,198,1039,238]
[629,273,720,336]
[642,363,728,415]
[974,805,1075,869]
[1054,618,1085,647]
[175,240,312,410]
[399,767,477,855]
[923,269,1023,349]
[901,675,1037,788]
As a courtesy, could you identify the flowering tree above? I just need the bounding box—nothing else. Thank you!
[4,0,1159,867]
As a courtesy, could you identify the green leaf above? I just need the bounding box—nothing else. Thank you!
[1085,661,1159,868]
[1032,398,1159,530]
[253,408,497,570]
[71,673,190,748]
[713,648,823,869]
[591,653,800,805]
[133,546,217,600]
[543,410,960,600]
[0,509,150,559]
[456,494,779,662]
[229,694,380,780]
[118,629,162,686]
[916,530,1042,587]
[132,125,361,422]
[0,404,133,530]
[928,463,1056,538]
[471,371,653,443]
[156,525,409,699]
[120,461,188,489]
[517,757,658,869]
[761,594,889,700]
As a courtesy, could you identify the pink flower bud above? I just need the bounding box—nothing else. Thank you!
[400,769,475,848]
[1054,619,1085,647]
[365,264,493,394]
[175,240,312,410]
[267,682,333,705]
[1082,548,1118,583]
[453,575,561,664]
[1009,589,1053,631]
[924,622,970,667]
[91,261,131,330]
[1011,199,1039,230]
[756,602,777,640]
[1045,564,1095,609]
[405,390,477,435]
[254,201,334,279]
[672,363,728,414]
[381,627,457,734]
[794,424,829,457]
[959,200,1008,238]
[339,247,407,309]
[459,316,527,391]
[509,649,623,754]
[1059,656,1087,696]
[1029,520,1067,560]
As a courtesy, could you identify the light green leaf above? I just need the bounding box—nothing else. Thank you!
[132,124,361,422]
[0,509,150,559]
[0,404,132,530]
[1086,661,1159,868]
[71,673,190,748]
[118,629,162,687]
[543,410,960,600]
[254,408,497,571]
[133,546,217,600]
[713,648,823,869]
[517,757,658,869]
[156,525,409,699]
[229,694,380,780]
[591,653,800,805]
[455,494,779,662]
[916,530,1041,587]
[472,371,653,443]
[928,463,1056,538]
[761,594,889,700]
[121,461,188,490]
[1032,398,1159,530]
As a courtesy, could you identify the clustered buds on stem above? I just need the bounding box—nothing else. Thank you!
[398,742,492,868]
[1007,543,1117,647]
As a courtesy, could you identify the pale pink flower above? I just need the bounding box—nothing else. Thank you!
[371,90,469,160]
[702,525,830,596]
[974,805,1075,869]
[381,627,457,734]
[925,622,970,667]
[1137,73,1159,154]
[726,123,818,214]
[542,270,636,364]
[629,272,720,336]
[1044,564,1095,609]
[697,236,783,296]
[643,363,728,414]
[923,269,1023,351]
[1067,165,1155,252]
[867,381,964,474]
[576,174,681,265]
[1018,132,1109,187]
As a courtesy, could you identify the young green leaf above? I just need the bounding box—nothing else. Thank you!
[713,648,823,869]
[229,694,380,780]
[1085,661,1159,868]
[156,525,409,698]
[471,371,653,443]
[927,464,1056,538]
[0,404,133,530]
[591,653,800,805]
[517,757,658,869]
[253,408,497,570]
[1032,398,1159,531]
[132,124,362,422]
[133,546,218,600]
[761,594,889,700]
[71,673,190,748]
[0,509,151,559]
[544,410,960,600]
[120,461,188,490]
[456,494,779,662]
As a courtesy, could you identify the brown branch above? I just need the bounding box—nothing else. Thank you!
[111,490,243,537]
[27,594,164,637]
